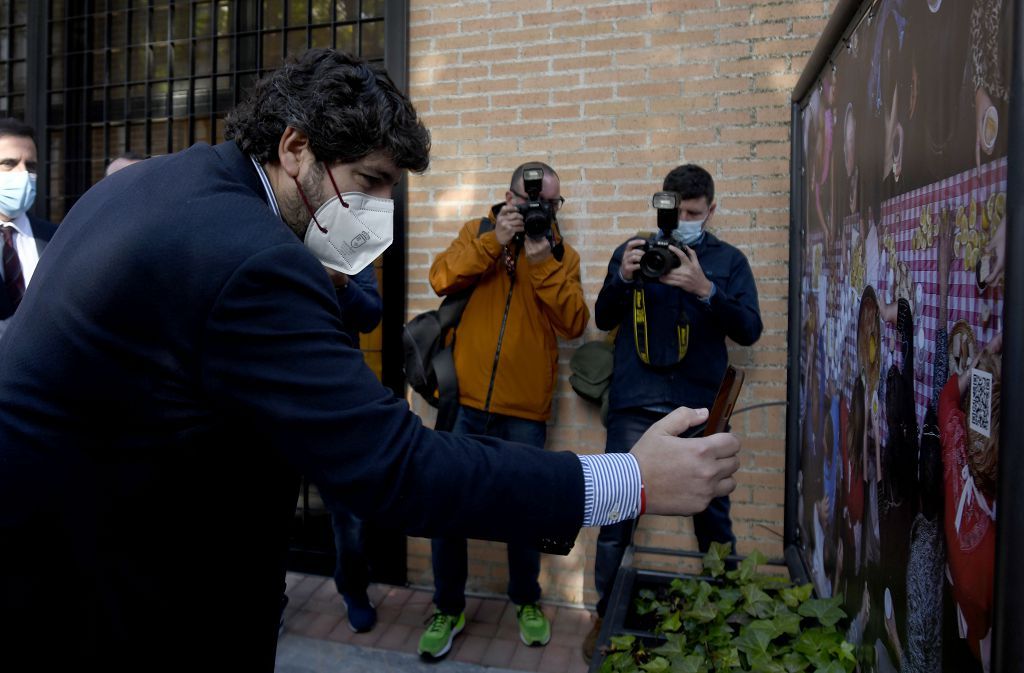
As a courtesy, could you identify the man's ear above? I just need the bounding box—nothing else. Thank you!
[277,127,312,179]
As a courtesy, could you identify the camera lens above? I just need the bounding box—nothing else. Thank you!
[639,243,680,279]
[518,201,553,239]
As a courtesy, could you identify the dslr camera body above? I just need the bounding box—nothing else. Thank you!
[638,191,683,280]
[515,165,555,239]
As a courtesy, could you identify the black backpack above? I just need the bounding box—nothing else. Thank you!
[402,216,494,431]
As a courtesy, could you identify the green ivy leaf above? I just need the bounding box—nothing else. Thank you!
[702,542,731,578]
[609,634,637,651]
[684,591,720,624]
[725,550,767,584]
[742,584,775,619]
[735,620,775,656]
[747,650,787,673]
[642,655,671,673]
[781,651,810,673]
[779,583,814,609]
[797,596,847,628]
[812,662,847,673]
[771,606,802,635]
[660,610,683,633]
[710,645,740,669]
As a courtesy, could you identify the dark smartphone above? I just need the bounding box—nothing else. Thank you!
[683,365,745,438]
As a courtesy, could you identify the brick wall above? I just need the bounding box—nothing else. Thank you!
[401,0,837,609]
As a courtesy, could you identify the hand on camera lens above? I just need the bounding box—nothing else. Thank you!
[661,245,711,297]
[496,205,524,245]
[523,235,552,265]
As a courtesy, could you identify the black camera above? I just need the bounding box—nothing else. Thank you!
[638,191,682,279]
[515,166,554,239]
[639,238,681,279]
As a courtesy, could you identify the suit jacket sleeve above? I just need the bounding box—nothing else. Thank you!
[429,218,504,296]
[202,244,584,544]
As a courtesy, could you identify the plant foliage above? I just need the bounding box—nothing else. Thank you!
[599,543,856,673]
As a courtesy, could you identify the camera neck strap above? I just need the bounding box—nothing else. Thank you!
[632,286,689,366]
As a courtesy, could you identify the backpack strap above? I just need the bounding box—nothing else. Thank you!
[432,215,495,431]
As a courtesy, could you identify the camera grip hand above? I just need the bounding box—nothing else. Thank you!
[630,406,741,516]
[495,204,524,246]
[620,239,647,282]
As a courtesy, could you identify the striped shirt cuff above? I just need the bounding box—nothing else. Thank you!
[577,453,643,527]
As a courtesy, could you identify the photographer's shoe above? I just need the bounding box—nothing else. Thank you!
[417,610,465,660]
[582,616,602,664]
[343,592,377,633]
[516,603,551,646]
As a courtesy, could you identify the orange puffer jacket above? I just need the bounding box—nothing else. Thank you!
[428,207,589,421]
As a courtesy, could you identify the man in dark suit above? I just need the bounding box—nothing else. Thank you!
[0,118,57,339]
[0,50,741,671]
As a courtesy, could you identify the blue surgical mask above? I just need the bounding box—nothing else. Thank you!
[670,216,706,246]
[0,171,36,220]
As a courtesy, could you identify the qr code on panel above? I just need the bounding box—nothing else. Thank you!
[969,368,993,438]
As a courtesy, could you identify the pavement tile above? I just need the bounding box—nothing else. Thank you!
[374,622,413,651]
[537,642,573,673]
[509,641,545,670]
[479,636,516,668]
[450,633,489,665]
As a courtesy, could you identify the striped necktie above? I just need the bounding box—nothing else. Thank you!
[1,224,25,308]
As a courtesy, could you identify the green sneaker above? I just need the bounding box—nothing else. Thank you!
[516,603,551,646]
[417,610,465,660]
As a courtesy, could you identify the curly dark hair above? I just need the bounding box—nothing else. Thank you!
[225,49,430,172]
[663,164,714,204]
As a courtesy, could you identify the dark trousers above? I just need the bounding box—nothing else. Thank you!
[431,405,547,614]
[594,408,736,617]
[331,508,370,599]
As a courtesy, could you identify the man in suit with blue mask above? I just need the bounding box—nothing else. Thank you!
[0,118,57,339]
[583,164,763,662]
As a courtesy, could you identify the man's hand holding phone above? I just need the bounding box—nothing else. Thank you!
[630,407,741,516]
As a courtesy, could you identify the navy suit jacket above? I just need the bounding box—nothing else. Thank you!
[0,212,57,321]
[0,142,583,670]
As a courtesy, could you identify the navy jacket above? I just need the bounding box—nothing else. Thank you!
[0,212,57,322]
[0,142,584,670]
[595,232,762,412]
[336,263,383,347]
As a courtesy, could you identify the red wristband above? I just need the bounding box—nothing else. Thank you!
[639,484,646,516]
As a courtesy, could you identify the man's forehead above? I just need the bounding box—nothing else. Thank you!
[0,134,37,157]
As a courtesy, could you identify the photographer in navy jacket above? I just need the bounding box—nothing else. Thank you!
[583,164,762,662]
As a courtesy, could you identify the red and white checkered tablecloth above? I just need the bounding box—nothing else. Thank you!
[804,158,1006,446]
[877,158,1006,428]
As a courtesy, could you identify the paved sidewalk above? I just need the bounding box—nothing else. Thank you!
[276,634,526,673]
[279,572,592,673]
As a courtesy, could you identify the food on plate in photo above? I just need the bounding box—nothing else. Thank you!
[948,320,977,378]
[981,105,998,153]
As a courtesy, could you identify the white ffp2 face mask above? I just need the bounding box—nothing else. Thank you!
[298,172,394,275]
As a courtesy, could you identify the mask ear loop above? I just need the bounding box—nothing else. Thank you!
[325,168,349,208]
[293,176,328,234]
[293,165,350,235]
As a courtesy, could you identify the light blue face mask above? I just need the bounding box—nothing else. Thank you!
[0,171,36,220]
[670,216,706,246]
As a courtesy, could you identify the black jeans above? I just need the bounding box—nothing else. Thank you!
[593,408,736,617]
[431,405,547,614]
